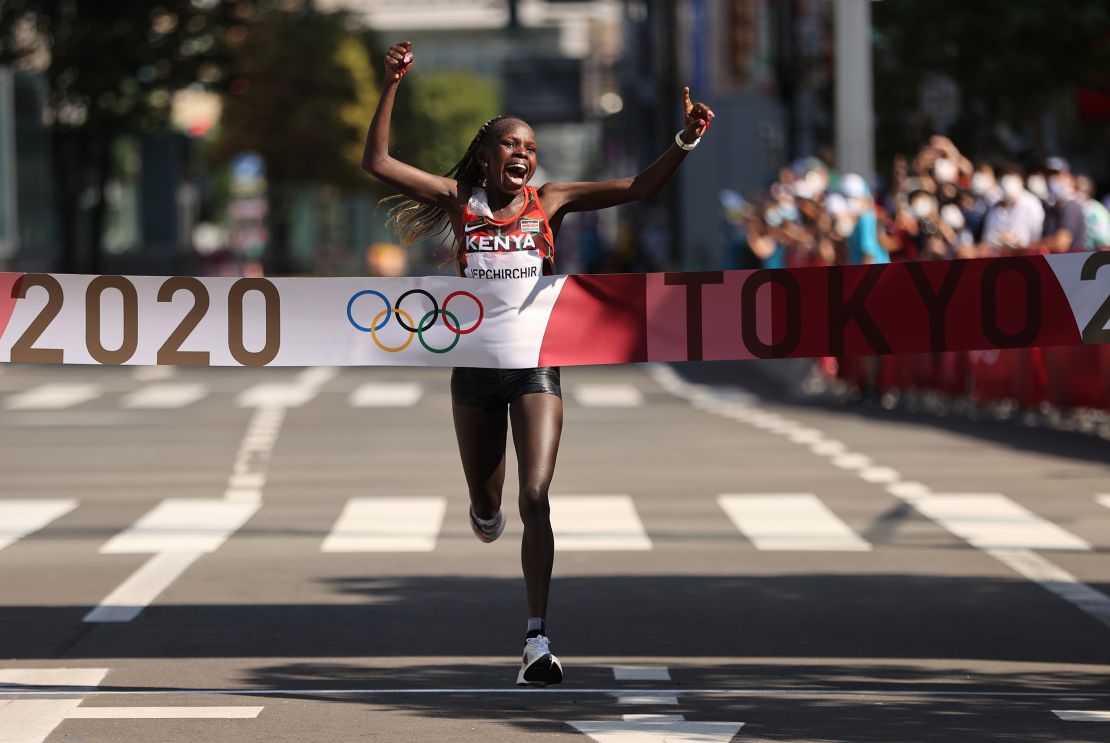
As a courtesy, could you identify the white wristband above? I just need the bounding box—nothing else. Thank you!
[675,130,701,151]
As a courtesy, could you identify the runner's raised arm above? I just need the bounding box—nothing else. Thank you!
[361,41,461,212]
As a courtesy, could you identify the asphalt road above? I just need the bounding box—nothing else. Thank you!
[1,360,1109,742]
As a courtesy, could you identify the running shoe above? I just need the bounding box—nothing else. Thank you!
[516,635,564,687]
[469,505,505,543]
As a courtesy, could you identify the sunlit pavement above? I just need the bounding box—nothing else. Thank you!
[2,361,1109,742]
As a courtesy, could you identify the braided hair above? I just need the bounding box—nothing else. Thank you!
[383,114,530,249]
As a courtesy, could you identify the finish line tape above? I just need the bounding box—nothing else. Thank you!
[0,253,1106,368]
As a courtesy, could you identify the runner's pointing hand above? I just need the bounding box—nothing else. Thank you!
[385,41,413,82]
[680,86,715,144]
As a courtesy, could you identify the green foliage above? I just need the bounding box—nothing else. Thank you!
[209,5,366,189]
[873,0,1110,159]
[392,70,500,176]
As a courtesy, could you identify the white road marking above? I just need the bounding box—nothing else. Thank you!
[886,481,931,501]
[0,668,264,741]
[67,706,263,719]
[831,452,873,470]
[621,714,686,722]
[131,366,175,382]
[0,668,109,689]
[87,499,259,622]
[322,497,446,552]
[989,549,1110,628]
[1096,494,1110,511]
[0,669,108,743]
[122,383,207,409]
[99,499,260,554]
[84,552,203,622]
[718,494,871,551]
[616,695,679,705]
[237,383,318,408]
[569,715,744,743]
[859,466,901,484]
[4,383,101,410]
[914,494,1090,551]
[223,406,286,503]
[0,500,77,551]
[612,666,671,681]
[810,439,848,456]
[1053,710,1110,722]
[573,383,644,408]
[550,496,651,551]
[349,382,423,407]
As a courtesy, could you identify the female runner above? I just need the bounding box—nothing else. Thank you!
[363,40,713,687]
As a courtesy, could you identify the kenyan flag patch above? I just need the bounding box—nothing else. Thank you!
[520,219,542,234]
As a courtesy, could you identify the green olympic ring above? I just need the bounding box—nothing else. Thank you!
[417,309,461,354]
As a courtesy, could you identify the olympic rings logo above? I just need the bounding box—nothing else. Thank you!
[346,289,484,353]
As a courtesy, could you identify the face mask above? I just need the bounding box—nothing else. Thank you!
[971,172,993,196]
[1027,174,1049,201]
[940,204,965,230]
[779,203,799,222]
[933,158,957,184]
[911,198,933,219]
[804,170,826,195]
[1001,175,1023,201]
[1047,177,1070,199]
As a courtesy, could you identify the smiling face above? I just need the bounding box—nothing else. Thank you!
[479,120,537,196]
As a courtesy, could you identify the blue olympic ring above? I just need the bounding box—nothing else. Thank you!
[346,289,391,332]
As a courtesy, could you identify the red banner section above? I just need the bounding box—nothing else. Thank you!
[539,253,1107,365]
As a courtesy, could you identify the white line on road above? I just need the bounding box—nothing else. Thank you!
[0,500,77,551]
[570,715,744,743]
[551,496,652,551]
[915,494,1090,552]
[237,383,318,408]
[612,666,671,681]
[616,695,679,705]
[0,669,108,743]
[67,706,263,719]
[573,383,644,408]
[0,686,1095,699]
[0,668,109,688]
[322,497,446,552]
[99,499,260,554]
[989,549,1110,629]
[122,383,208,409]
[718,494,871,551]
[131,366,176,382]
[4,383,101,410]
[1053,710,1110,721]
[349,382,423,407]
[83,552,203,623]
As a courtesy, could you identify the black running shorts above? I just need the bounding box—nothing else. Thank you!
[451,367,562,410]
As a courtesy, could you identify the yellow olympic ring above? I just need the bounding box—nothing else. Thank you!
[370,308,417,352]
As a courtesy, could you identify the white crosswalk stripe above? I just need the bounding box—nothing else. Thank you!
[4,383,101,410]
[718,494,871,551]
[572,383,644,408]
[122,383,208,409]
[349,382,423,407]
[99,499,260,554]
[322,497,447,552]
[914,493,1090,552]
[0,500,78,551]
[237,383,319,408]
[550,495,652,551]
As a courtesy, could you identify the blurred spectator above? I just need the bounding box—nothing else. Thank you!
[1076,175,1110,251]
[981,166,1045,253]
[1042,158,1087,252]
[840,174,889,265]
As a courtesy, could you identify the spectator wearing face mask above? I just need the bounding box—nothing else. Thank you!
[981,166,1045,253]
[1042,158,1087,252]
[840,173,888,265]
[1075,175,1110,250]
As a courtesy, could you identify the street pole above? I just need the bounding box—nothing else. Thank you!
[834,0,874,179]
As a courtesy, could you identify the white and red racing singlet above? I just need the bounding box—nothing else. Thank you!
[456,186,555,280]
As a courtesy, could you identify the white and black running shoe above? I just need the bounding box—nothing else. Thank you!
[516,635,564,687]
[469,505,505,543]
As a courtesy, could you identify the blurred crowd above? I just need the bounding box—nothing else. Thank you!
[723,136,1110,270]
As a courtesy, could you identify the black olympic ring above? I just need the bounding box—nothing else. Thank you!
[394,289,439,333]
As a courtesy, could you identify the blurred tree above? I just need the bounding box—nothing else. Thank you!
[0,0,247,273]
[209,3,368,274]
[873,0,1110,164]
[392,70,500,176]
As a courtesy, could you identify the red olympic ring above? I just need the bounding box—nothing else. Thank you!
[441,290,483,335]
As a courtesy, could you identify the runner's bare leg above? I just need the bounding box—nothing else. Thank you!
[452,403,507,520]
